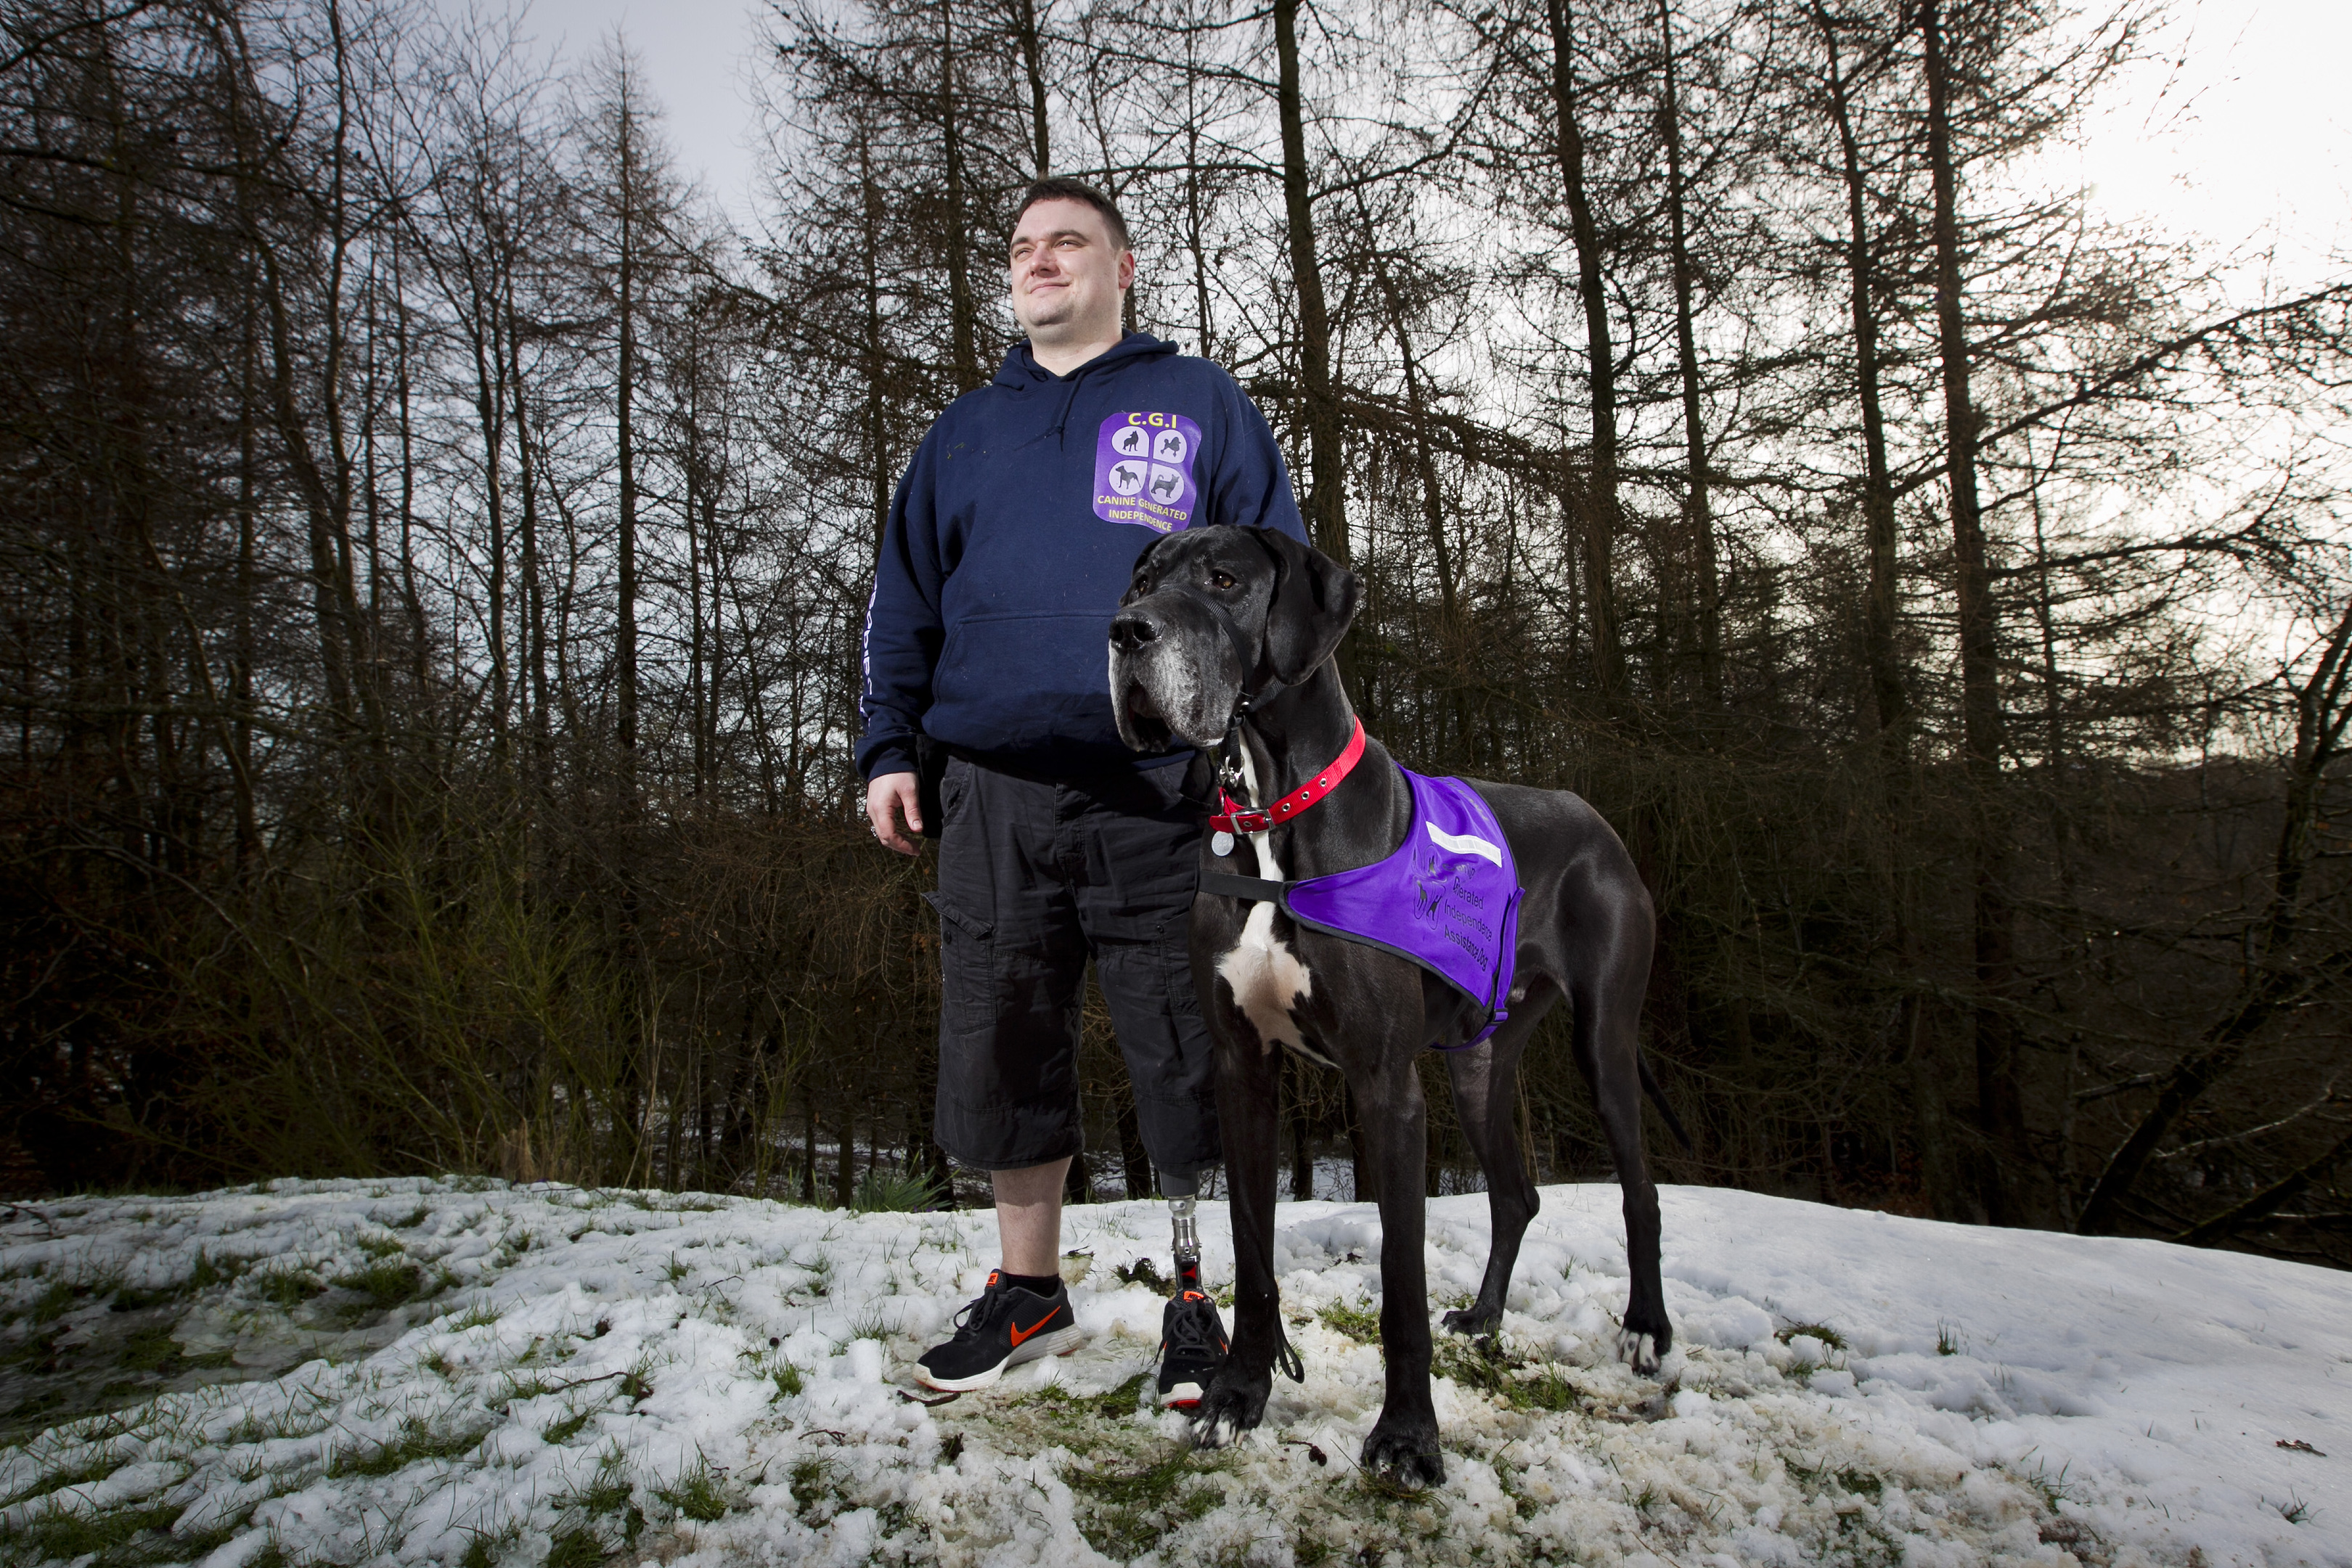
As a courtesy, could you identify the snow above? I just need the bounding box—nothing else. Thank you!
[1,1180,2344,1567]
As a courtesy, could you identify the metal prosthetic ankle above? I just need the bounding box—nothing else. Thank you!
[1169,1195,1202,1293]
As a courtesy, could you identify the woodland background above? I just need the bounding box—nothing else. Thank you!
[2,0,2348,1259]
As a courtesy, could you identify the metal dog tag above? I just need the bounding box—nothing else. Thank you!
[1211,830,1235,857]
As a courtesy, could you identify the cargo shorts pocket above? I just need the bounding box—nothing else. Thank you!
[923,889,996,1036]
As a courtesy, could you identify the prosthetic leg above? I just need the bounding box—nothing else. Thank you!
[1169,1193,1203,1293]
[1156,1170,1228,1407]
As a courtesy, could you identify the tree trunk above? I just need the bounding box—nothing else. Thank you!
[614,81,641,808]
[1922,0,2025,1222]
[1657,0,1719,704]
[1543,0,1625,704]
[1273,0,1346,565]
[1010,0,1050,175]
[1818,4,1956,1218]
[939,0,981,393]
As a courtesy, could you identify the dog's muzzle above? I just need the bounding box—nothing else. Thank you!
[1109,596,1244,751]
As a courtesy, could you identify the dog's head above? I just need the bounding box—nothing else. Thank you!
[1108,526,1362,752]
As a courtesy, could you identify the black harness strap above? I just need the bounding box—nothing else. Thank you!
[1199,870,1286,904]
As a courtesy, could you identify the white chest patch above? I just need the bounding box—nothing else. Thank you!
[1212,746,1322,1061]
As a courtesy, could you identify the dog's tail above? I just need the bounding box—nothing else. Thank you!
[1638,1050,1695,1151]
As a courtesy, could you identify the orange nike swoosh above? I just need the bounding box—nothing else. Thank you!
[1008,1312,1058,1348]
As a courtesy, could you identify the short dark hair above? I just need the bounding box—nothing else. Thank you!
[1011,178,1130,251]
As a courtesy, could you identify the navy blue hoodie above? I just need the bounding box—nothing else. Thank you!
[857,333,1306,780]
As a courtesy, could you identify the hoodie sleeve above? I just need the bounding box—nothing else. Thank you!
[1205,370,1308,542]
[855,431,947,782]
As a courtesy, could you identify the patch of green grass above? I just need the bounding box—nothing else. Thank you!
[393,1204,432,1229]
[449,1302,502,1331]
[255,1267,324,1310]
[852,1165,935,1213]
[7,1326,64,1375]
[186,1250,238,1290]
[109,1284,184,1312]
[457,1526,515,1568]
[1096,1372,1151,1418]
[577,1465,634,1519]
[30,1280,78,1324]
[542,1407,595,1445]
[542,1525,605,1568]
[1066,1445,1194,1509]
[1431,1336,1582,1412]
[336,1258,427,1312]
[1776,1322,1847,1351]
[1318,1297,1382,1344]
[1069,1447,1214,1560]
[0,1498,187,1567]
[1839,1466,1885,1499]
[1783,1455,1887,1504]
[2015,1455,2077,1511]
[498,1371,565,1406]
[0,1448,121,1510]
[656,1461,730,1522]
[550,1452,645,1555]
[356,1233,407,1259]
[1112,1257,1169,1292]
[328,1417,489,1478]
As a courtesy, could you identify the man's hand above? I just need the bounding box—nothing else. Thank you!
[867,770,923,854]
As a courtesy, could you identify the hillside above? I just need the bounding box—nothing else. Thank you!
[1,1181,2343,1567]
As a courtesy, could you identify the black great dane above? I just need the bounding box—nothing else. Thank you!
[1108,526,1678,1487]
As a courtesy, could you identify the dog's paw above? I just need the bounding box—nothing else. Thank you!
[1614,1328,1660,1376]
[1360,1414,1445,1488]
[1441,1304,1501,1338]
[1190,1369,1268,1447]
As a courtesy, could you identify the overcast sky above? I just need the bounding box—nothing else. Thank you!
[447,0,2348,293]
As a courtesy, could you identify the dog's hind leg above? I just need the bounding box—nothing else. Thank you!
[1357,1045,1446,1486]
[1194,1014,1283,1446]
[1570,925,1670,1375]
[1440,997,1554,1338]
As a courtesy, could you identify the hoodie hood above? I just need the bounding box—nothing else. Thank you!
[992,331,1181,390]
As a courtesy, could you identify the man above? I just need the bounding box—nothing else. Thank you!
[859,178,1307,1401]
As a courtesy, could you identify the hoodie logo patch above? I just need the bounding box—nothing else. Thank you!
[1095,412,1202,531]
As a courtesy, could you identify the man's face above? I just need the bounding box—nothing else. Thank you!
[1009,197,1133,340]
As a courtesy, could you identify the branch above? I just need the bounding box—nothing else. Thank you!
[2174,1128,2352,1248]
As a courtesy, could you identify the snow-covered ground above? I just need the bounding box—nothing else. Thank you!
[0,1180,2343,1568]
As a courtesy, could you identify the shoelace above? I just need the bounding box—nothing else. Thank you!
[947,1282,1006,1340]
[1164,1294,1225,1359]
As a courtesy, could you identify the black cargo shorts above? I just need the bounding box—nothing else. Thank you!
[925,753,1220,1181]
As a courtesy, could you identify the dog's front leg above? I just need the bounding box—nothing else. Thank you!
[1194,1015,1281,1446]
[1358,1048,1445,1486]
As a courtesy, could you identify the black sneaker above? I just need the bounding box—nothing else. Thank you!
[1156,1288,1230,1408]
[914,1271,1083,1392]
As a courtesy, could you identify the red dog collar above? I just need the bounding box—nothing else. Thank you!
[1211,716,1367,835]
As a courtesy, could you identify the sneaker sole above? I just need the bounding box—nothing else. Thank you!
[913,1325,1085,1393]
[1158,1379,1206,1408]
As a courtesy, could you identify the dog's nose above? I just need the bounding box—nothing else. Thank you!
[1109,611,1158,653]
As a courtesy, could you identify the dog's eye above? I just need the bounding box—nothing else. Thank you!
[1208,570,1236,591]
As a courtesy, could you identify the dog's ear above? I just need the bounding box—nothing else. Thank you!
[1122,532,1183,606]
[1258,528,1362,685]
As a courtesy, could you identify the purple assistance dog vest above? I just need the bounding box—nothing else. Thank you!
[1282,769,1523,1048]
